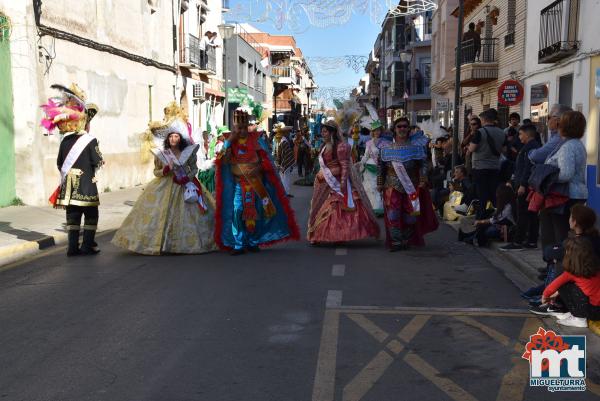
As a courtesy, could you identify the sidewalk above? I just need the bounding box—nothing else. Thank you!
[447,221,600,339]
[0,186,143,268]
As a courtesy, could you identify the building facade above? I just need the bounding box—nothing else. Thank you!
[0,0,232,206]
[522,0,600,213]
[453,0,527,135]
[430,0,459,128]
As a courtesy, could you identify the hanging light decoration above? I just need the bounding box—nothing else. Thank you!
[313,86,356,108]
[305,55,368,75]
[386,0,437,16]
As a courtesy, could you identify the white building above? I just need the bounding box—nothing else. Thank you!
[0,0,226,206]
[522,0,600,213]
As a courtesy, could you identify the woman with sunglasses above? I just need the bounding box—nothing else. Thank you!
[377,117,438,251]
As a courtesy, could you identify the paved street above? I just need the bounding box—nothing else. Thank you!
[1,184,599,401]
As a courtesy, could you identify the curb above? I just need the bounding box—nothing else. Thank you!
[0,233,68,268]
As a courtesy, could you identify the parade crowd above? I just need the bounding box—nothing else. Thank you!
[43,83,599,330]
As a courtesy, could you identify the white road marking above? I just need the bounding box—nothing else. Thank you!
[335,248,348,256]
[331,264,346,277]
[326,290,343,308]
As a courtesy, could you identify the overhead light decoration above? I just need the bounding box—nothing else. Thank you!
[313,86,356,108]
[305,55,368,75]
[387,0,437,16]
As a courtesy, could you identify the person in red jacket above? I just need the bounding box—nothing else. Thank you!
[540,236,600,328]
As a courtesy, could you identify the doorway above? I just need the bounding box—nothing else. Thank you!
[0,13,16,206]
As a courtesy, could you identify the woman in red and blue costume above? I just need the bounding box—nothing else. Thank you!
[214,111,300,255]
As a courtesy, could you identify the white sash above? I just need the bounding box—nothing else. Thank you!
[390,160,420,215]
[318,147,355,209]
[60,132,95,182]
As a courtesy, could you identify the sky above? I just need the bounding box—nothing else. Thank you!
[226,1,384,90]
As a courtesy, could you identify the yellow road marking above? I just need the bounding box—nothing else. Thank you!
[346,314,389,343]
[398,315,430,343]
[454,315,511,347]
[404,351,478,401]
[342,351,394,401]
[496,317,540,401]
[312,310,341,401]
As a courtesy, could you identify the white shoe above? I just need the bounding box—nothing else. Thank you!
[553,311,572,320]
[557,314,588,328]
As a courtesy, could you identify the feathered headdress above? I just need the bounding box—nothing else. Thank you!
[40,84,88,134]
[418,119,445,141]
[140,102,191,163]
[359,103,383,131]
[334,99,361,134]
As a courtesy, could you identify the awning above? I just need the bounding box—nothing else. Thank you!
[205,88,226,99]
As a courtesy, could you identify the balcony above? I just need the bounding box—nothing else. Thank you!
[179,34,217,75]
[408,77,431,99]
[456,38,498,87]
[538,0,579,63]
[271,66,295,85]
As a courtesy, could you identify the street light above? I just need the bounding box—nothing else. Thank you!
[400,50,413,122]
[305,83,318,118]
[218,23,235,127]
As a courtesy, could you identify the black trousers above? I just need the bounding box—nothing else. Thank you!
[539,199,584,249]
[472,169,499,219]
[66,205,99,231]
[559,282,600,320]
[514,193,539,245]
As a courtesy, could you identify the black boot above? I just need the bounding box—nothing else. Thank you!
[67,230,80,257]
[80,230,100,255]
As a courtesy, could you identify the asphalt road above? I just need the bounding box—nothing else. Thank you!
[1,182,599,401]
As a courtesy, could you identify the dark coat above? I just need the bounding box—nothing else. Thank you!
[56,133,104,207]
[514,139,541,187]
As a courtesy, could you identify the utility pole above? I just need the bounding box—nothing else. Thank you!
[452,0,464,169]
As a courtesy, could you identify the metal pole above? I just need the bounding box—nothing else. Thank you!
[452,0,464,169]
[223,38,229,127]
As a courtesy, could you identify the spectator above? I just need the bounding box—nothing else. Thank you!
[468,109,507,219]
[462,22,481,62]
[462,117,481,175]
[460,184,516,246]
[199,31,212,69]
[501,124,541,251]
[541,111,588,248]
[529,104,572,163]
[414,69,423,94]
[537,236,600,328]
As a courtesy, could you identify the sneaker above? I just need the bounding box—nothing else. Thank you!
[529,303,568,317]
[500,243,524,251]
[523,243,538,249]
[557,314,588,328]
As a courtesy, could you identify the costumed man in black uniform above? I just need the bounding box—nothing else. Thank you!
[42,84,103,256]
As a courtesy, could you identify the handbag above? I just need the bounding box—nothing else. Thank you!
[183,181,199,203]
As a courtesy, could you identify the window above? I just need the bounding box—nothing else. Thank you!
[239,57,246,84]
[248,64,253,87]
[558,73,573,108]
[497,103,509,129]
[530,83,550,141]
[504,0,516,47]
[538,0,580,63]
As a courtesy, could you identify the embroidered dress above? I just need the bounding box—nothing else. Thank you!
[359,138,384,216]
[112,145,216,255]
[214,132,300,251]
[307,142,380,243]
[378,133,438,248]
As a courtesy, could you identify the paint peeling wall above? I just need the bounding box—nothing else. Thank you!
[2,0,177,205]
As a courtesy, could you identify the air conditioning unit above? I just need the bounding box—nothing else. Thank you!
[193,83,205,99]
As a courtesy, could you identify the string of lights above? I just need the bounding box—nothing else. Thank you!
[313,86,355,108]
[305,55,369,75]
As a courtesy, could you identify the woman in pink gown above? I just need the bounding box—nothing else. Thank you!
[307,120,380,244]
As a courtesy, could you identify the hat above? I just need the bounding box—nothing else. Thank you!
[273,122,291,133]
[40,83,89,133]
[149,118,188,140]
[217,126,231,136]
[248,118,257,125]
[86,103,99,123]
[321,118,339,131]
[370,120,383,131]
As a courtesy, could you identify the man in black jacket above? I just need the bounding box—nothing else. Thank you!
[501,124,541,251]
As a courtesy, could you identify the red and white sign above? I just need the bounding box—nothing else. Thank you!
[498,80,524,106]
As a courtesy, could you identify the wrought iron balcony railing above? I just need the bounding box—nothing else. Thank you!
[538,0,579,63]
[458,37,498,65]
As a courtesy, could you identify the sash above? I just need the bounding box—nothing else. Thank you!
[390,160,420,215]
[237,164,277,221]
[49,132,95,206]
[318,147,355,210]
[60,133,95,182]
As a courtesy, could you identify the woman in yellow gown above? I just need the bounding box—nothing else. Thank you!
[112,117,216,255]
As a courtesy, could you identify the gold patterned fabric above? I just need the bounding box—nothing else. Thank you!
[111,158,217,255]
